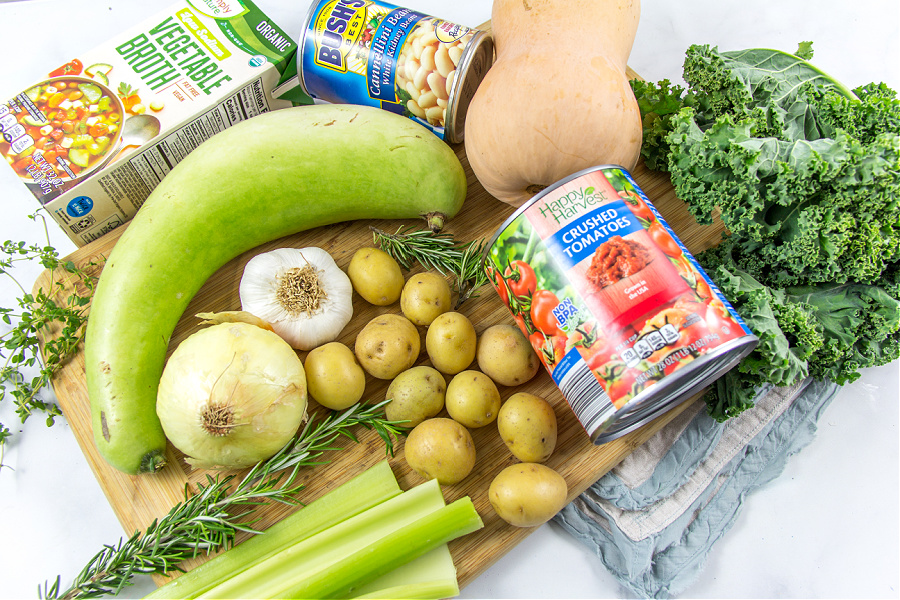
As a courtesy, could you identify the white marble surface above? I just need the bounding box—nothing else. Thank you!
[0,0,898,598]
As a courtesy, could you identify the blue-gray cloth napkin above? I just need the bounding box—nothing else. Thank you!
[554,378,839,599]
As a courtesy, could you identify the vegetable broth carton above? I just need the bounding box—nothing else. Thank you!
[1,0,311,247]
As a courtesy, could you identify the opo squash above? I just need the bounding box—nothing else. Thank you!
[85,105,467,475]
[464,0,643,206]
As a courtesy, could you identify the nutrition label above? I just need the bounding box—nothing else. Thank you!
[97,78,271,212]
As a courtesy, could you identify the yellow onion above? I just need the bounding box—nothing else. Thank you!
[156,321,308,469]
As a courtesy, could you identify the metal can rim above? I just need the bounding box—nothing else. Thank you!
[591,334,759,444]
[444,29,494,144]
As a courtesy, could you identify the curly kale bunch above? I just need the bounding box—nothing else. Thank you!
[631,43,900,420]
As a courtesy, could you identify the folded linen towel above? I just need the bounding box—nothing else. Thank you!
[553,377,839,599]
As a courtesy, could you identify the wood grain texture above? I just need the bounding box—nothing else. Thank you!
[34,67,729,591]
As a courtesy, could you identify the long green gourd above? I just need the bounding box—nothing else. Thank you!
[84,104,468,474]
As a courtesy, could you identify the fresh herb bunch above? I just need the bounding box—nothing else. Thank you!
[41,401,409,600]
[371,225,489,307]
[0,214,100,465]
[631,43,900,420]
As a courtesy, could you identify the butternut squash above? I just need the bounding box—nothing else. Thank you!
[464,0,643,206]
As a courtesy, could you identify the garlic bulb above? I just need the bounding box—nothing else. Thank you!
[239,247,353,351]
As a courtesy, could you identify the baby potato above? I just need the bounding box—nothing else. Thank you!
[354,313,421,379]
[488,463,568,527]
[385,365,446,427]
[476,324,540,387]
[497,392,557,463]
[304,342,366,410]
[404,417,476,485]
[400,272,452,326]
[347,247,405,306]
[445,370,501,428]
[425,311,477,374]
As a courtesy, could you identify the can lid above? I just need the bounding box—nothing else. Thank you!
[444,31,494,144]
[592,335,759,444]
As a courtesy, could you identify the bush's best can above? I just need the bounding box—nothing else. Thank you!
[297,0,493,143]
[484,166,759,443]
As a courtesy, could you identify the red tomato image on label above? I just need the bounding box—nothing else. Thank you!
[504,260,537,300]
[530,330,567,368]
[648,221,683,258]
[492,266,510,305]
[696,278,713,300]
[531,289,563,336]
[620,190,654,222]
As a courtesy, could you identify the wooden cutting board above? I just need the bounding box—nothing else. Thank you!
[34,68,728,591]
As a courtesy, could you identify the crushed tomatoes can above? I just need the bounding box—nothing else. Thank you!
[484,166,759,443]
[297,0,494,143]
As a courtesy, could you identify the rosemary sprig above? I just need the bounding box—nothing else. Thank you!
[0,214,100,466]
[371,225,490,307]
[41,401,409,600]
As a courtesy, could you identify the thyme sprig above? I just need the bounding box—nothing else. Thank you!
[41,400,409,600]
[371,225,490,307]
[0,214,100,466]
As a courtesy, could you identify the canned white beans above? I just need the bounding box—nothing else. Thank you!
[298,0,493,143]
[484,166,759,443]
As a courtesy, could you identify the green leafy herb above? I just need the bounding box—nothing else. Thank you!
[40,401,409,600]
[371,226,490,307]
[0,215,100,466]
[631,43,900,420]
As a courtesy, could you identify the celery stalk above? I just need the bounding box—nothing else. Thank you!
[146,460,401,599]
[353,545,461,600]
[284,496,483,599]
[199,479,448,599]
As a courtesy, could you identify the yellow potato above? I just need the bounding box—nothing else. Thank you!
[404,417,476,485]
[304,342,366,410]
[476,323,540,387]
[445,370,501,428]
[497,392,557,463]
[400,272,452,325]
[354,313,421,379]
[488,463,568,527]
[425,311,477,374]
[347,247,405,306]
[385,365,446,427]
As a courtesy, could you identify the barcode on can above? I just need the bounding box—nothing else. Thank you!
[556,359,617,436]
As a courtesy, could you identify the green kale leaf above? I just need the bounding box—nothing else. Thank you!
[631,43,900,419]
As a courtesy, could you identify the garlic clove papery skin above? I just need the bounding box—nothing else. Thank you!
[156,322,308,470]
[239,247,354,351]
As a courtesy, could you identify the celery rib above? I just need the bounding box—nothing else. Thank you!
[353,545,460,600]
[145,460,401,599]
[286,496,483,599]
[200,479,448,599]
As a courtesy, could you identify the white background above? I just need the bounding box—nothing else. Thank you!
[0,0,897,598]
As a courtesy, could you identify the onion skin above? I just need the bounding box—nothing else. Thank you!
[156,322,308,470]
[85,105,467,475]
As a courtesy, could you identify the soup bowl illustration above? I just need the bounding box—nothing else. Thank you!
[1,75,126,185]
